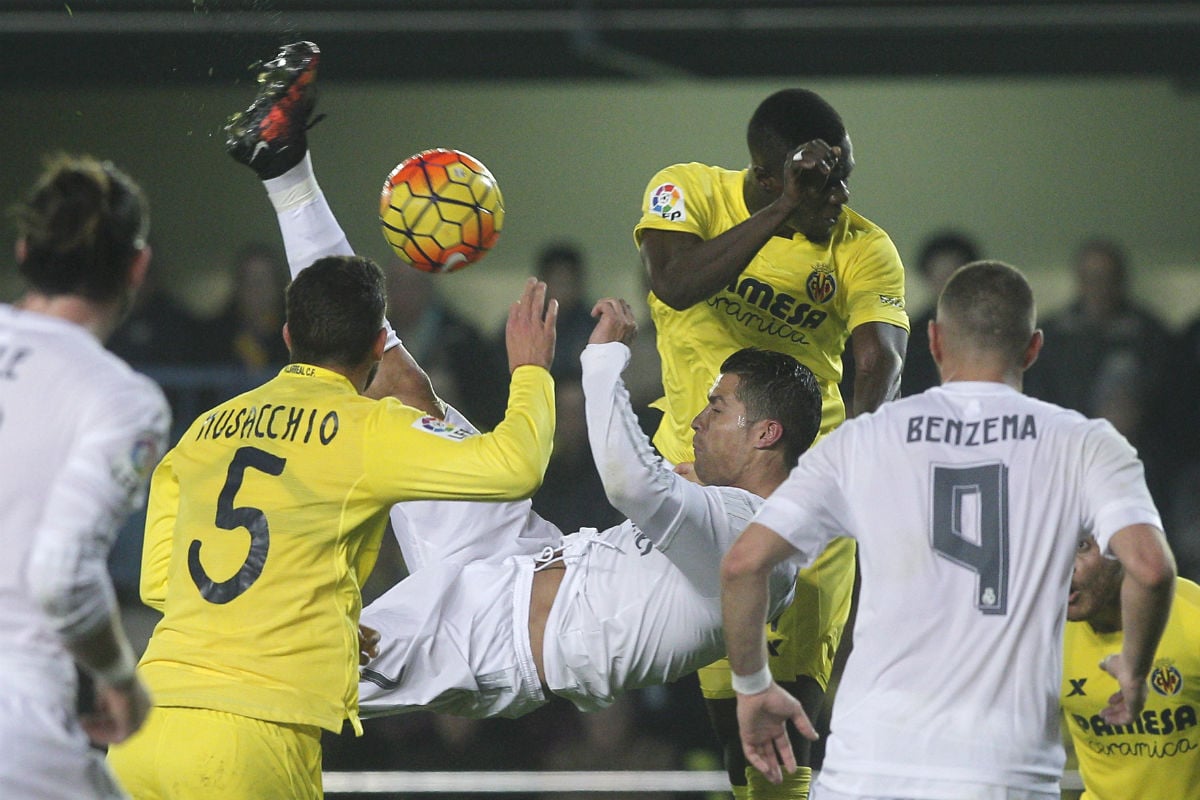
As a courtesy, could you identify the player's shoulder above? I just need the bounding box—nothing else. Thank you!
[839,206,890,238]
[707,483,764,524]
[644,161,740,193]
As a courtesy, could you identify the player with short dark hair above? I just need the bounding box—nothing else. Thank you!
[722,260,1176,799]
[636,86,909,799]
[0,154,170,798]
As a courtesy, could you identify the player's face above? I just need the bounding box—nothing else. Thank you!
[1066,536,1123,622]
[766,134,854,244]
[691,373,756,487]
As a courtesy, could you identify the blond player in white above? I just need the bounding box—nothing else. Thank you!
[721,260,1177,800]
[0,156,170,798]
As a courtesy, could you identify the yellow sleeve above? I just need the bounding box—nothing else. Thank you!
[633,163,717,244]
[139,449,179,612]
[365,364,555,502]
[842,227,910,333]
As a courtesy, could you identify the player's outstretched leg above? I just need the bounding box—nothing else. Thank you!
[224,41,323,179]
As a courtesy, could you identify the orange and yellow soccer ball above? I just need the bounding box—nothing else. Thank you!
[379,149,505,273]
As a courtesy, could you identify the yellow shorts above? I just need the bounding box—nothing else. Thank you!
[106,706,323,800]
[700,536,855,700]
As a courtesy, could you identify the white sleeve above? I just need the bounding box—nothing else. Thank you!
[582,344,729,526]
[753,427,855,569]
[1080,420,1164,555]
[25,378,170,640]
[264,152,355,278]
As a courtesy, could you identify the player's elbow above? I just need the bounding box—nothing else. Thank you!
[721,538,772,587]
[1119,526,1178,593]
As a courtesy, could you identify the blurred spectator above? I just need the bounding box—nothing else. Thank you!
[386,265,507,430]
[107,241,215,367]
[531,377,623,535]
[207,242,291,371]
[536,694,686,800]
[900,231,981,397]
[536,242,595,379]
[1160,272,1200,581]
[1025,237,1173,504]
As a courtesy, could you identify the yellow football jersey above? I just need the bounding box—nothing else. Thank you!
[138,363,554,734]
[1061,578,1200,800]
[634,162,908,466]
[636,161,906,693]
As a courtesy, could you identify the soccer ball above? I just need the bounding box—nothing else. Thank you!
[379,149,505,273]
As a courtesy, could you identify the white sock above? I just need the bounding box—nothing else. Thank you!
[264,151,400,351]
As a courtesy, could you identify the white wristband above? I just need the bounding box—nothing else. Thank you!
[731,663,773,695]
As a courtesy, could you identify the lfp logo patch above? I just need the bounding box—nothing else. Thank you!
[649,183,686,222]
[414,416,474,441]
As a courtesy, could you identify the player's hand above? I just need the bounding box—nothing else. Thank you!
[780,139,842,206]
[81,674,152,746]
[359,624,381,666]
[588,298,638,346]
[506,277,558,373]
[736,683,817,785]
[1098,653,1149,725]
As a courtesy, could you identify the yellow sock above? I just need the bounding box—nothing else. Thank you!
[730,784,751,800]
[745,765,812,800]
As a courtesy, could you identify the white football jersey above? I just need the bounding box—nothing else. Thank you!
[0,304,168,705]
[755,381,1162,797]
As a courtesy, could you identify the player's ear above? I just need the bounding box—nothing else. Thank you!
[127,245,152,293]
[1022,329,1044,370]
[750,164,776,191]
[928,319,943,367]
[282,323,293,352]
[756,418,784,450]
[371,327,388,361]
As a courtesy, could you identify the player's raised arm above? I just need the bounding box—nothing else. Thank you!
[640,140,845,310]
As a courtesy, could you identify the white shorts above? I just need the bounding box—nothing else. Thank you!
[358,555,546,719]
[358,525,728,719]
[539,525,725,713]
[0,689,127,799]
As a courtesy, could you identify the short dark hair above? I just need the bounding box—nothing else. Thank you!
[285,256,387,367]
[747,89,845,168]
[917,231,980,279]
[937,260,1036,362]
[13,154,149,301]
[719,347,822,467]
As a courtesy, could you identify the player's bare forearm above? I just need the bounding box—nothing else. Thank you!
[640,212,791,310]
[721,524,786,675]
[849,321,907,416]
[1099,524,1176,724]
[1113,525,1175,677]
[365,343,446,418]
